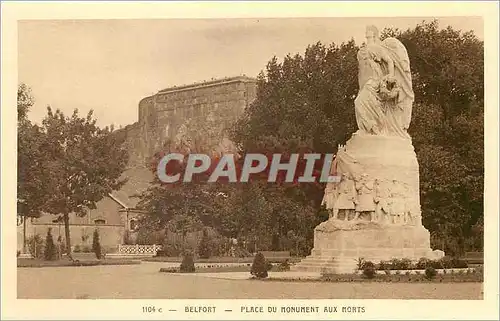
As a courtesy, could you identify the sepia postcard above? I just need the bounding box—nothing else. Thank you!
[1,1,499,320]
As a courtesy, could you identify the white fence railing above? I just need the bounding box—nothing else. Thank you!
[117,244,162,256]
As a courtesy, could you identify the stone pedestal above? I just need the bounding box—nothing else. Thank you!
[292,132,444,274]
[291,220,442,274]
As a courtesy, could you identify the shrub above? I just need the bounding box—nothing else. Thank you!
[356,257,366,270]
[179,251,195,273]
[277,259,291,272]
[390,258,412,270]
[437,256,467,269]
[17,250,21,257]
[92,229,102,260]
[362,261,376,279]
[28,234,44,259]
[447,257,468,268]
[136,227,164,246]
[401,258,413,270]
[197,229,212,259]
[44,229,57,261]
[73,244,81,253]
[157,244,182,257]
[430,259,444,269]
[209,235,227,257]
[425,266,437,279]
[159,267,178,273]
[82,245,92,253]
[439,256,452,269]
[416,257,431,269]
[159,237,185,257]
[251,252,271,279]
[378,260,391,271]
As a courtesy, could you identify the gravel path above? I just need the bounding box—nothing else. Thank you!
[17,262,482,299]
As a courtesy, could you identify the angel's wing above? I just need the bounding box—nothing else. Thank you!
[382,37,410,73]
[382,37,414,99]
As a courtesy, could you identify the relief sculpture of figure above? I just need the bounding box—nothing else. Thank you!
[334,173,357,221]
[374,179,391,223]
[354,173,376,221]
[322,182,339,219]
[389,179,406,224]
[402,183,412,225]
[354,25,415,139]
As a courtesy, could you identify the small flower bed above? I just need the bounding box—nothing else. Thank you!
[357,256,469,272]
[320,269,483,283]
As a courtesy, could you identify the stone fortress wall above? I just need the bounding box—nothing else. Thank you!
[122,76,258,168]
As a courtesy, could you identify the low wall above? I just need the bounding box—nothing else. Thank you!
[118,244,162,256]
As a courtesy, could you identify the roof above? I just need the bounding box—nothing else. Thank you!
[158,75,257,95]
[108,166,154,209]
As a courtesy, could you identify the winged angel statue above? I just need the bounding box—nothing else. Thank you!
[354,25,415,139]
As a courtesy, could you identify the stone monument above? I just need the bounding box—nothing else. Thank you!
[292,25,444,274]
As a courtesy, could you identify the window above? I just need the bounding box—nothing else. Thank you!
[129,219,138,231]
[94,219,106,225]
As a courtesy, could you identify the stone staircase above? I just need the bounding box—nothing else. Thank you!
[290,254,358,274]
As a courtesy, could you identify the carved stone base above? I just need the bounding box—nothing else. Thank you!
[291,219,444,274]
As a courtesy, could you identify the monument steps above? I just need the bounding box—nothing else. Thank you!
[291,256,359,274]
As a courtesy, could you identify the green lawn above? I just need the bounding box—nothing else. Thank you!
[17,258,141,268]
[144,256,300,263]
[160,265,252,273]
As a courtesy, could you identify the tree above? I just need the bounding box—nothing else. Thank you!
[17,84,52,253]
[44,228,56,261]
[381,20,484,254]
[40,107,129,260]
[92,229,102,260]
[198,228,212,259]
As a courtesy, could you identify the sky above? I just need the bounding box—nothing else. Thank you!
[18,17,483,128]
